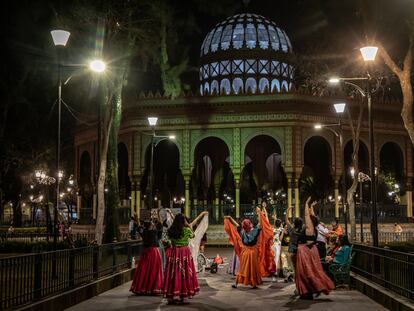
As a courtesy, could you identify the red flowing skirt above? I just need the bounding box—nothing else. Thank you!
[295,244,334,296]
[163,246,199,299]
[130,247,163,295]
[236,245,262,287]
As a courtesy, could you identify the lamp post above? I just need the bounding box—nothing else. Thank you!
[146,117,175,210]
[51,30,70,250]
[328,45,379,246]
[314,102,347,235]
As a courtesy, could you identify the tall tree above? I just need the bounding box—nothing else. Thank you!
[380,32,414,145]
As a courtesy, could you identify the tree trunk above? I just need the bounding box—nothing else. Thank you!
[103,88,122,243]
[400,73,414,145]
[95,88,113,245]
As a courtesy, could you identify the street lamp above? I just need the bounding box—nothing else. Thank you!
[146,116,175,210]
[51,29,71,250]
[51,29,106,248]
[328,44,379,246]
[314,102,347,235]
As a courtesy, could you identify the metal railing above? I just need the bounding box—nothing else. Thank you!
[0,231,130,243]
[0,240,142,310]
[351,243,414,300]
[354,231,414,244]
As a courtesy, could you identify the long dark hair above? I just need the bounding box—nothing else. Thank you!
[168,213,186,239]
[338,234,351,247]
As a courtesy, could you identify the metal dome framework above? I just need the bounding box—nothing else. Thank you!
[199,13,294,96]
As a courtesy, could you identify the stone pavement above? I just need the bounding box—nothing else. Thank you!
[67,247,388,311]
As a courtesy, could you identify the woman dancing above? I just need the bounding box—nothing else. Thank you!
[164,214,199,304]
[224,207,274,289]
[271,213,284,277]
[188,211,209,266]
[295,198,334,299]
[130,219,163,295]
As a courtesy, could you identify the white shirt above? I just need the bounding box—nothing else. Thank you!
[316,224,329,243]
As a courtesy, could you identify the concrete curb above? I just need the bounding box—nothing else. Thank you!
[16,268,135,311]
[351,273,414,311]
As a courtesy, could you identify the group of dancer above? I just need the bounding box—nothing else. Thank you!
[225,197,350,299]
[129,208,209,304]
[130,197,350,304]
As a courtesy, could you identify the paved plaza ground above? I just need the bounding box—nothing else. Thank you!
[67,247,387,311]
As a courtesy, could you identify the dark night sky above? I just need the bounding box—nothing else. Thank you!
[1,0,413,201]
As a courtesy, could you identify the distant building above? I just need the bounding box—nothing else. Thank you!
[74,13,413,224]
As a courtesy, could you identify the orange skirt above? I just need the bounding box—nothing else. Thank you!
[236,245,262,287]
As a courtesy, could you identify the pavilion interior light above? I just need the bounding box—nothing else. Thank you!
[360,46,378,61]
[328,77,340,84]
[314,124,322,129]
[51,30,71,46]
[169,135,176,140]
[334,103,346,113]
[147,117,158,126]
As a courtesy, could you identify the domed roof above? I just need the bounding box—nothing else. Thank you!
[201,13,293,56]
[199,13,294,96]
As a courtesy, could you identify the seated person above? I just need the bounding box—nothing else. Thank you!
[326,235,339,257]
[325,235,351,265]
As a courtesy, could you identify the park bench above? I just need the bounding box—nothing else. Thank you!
[329,244,354,287]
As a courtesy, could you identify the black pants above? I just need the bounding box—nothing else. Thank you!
[316,241,326,259]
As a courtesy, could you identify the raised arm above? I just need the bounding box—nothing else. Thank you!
[190,211,208,228]
[224,215,239,227]
[304,197,314,236]
[256,207,262,228]
[285,206,293,226]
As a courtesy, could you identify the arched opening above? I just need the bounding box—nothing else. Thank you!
[242,135,286,206]
[259,78,269,93]
[79,151,93,222]
[211,80,219,95]
[245,77,257,93]
[193,137,231,204]
[232,78,243,94]
[271,79,280,93]
[117,143,131,205]
[143,140,182,209]
[220,78,231,95]
[302,136,333,203]
[379,142,404,204]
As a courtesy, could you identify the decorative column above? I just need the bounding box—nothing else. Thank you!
[215,191,220,221]
[235,178,240,218]
[130,180,136,216]
[287,175,292,218]
[77,195,81,220]
[407,181,413,219]
[334,179,340,218]
[184,175,190,217]
[294,178,300,217]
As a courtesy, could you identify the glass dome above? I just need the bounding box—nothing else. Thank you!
[199,13,294,96]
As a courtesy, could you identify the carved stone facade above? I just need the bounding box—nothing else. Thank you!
[74,92,413,221]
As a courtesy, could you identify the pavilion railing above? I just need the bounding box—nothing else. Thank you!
[0,231,130,244]
[355,231,414,244]
[0,240,142,310]
[351,243,414,300]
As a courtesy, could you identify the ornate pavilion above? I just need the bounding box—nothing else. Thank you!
[74,13,413,224]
